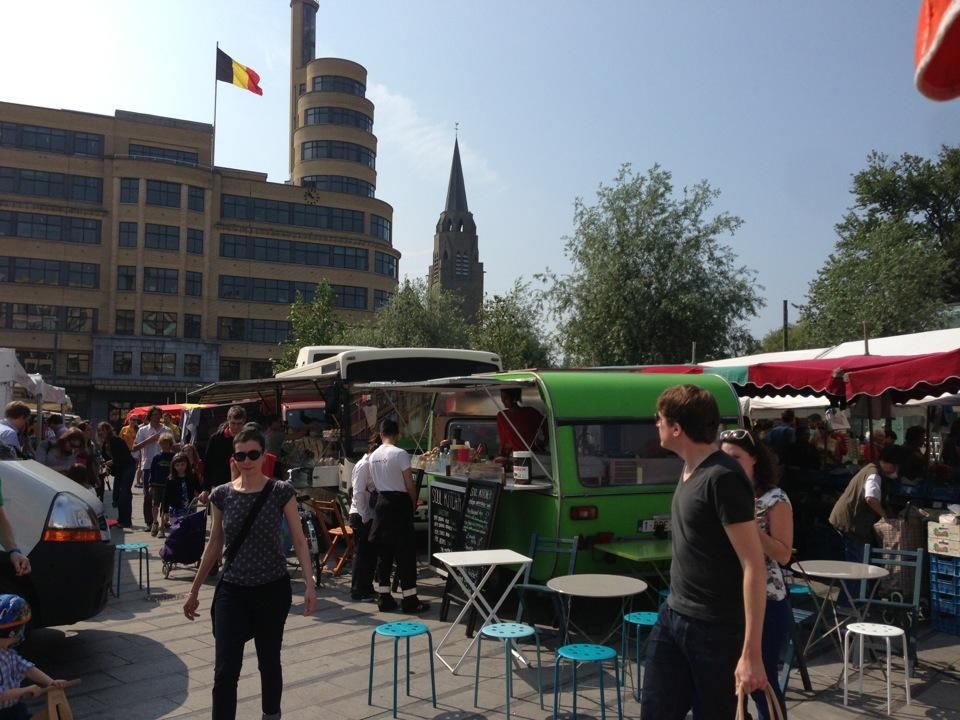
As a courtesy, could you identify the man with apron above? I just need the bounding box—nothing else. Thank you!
[368,419,430,614]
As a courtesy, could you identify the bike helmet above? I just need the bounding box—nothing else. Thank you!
[0,594,31,645]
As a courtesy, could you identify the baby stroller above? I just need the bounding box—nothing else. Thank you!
[160,501,208,579]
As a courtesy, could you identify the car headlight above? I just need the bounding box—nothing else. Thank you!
[42,493,102,542]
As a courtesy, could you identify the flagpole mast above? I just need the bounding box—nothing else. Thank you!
[212,41,219,168]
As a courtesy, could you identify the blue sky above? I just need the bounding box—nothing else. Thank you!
[2,1,955,341]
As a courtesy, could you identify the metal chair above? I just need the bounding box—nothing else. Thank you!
[473,622,543,719]
[553,643,623,720]
[312,498,355,576]
[514,534,578,642]
[857,545,924,676]
[368,621,437,719]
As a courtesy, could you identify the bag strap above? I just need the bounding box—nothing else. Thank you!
[222,480,274,570]
[735,684,785,720]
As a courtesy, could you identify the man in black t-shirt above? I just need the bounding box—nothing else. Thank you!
[640,385,768,720]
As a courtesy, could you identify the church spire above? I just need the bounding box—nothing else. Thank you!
[444,138,469,214]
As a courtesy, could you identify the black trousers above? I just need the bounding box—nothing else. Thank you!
[371,493,418,605]
[212,575,292,720]
[349,513,376,597]
[115,465,135,526]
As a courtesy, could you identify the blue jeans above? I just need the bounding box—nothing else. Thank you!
[640,605,744,720]
[753,596,789,720]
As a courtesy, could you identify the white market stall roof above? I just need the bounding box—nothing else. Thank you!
[0,348,37,397]
[28,373,71,409]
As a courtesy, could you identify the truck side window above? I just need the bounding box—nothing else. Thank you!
[573,423,681,488]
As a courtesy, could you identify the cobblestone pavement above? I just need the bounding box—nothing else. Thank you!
[17,488,960,719]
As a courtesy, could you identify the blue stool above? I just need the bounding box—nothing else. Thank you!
[114,543,149,597]
[621,611,657,700]
[368,621,437,718]
[553,644,622,720]
[789,583,811,597]
[474,623,543,719]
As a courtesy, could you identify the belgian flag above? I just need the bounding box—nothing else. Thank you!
[216,48,263,96]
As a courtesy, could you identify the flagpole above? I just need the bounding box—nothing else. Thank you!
[212,41,219,168]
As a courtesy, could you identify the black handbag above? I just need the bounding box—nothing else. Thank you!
[210,480,274,637]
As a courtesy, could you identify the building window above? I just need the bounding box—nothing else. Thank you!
[113,351,132,375]
[17,351,54,374]
[2,304,95,332]
[371,215,392,243]
[129,144,198,166]
[0,167,102,204]
[185,271,202,297]
[301,140,375,169]
[115,309,135,335]
[217,317,290,344]
[187,185,204,212]
[312,75,366,96]
[117,266,136,292]
[374,289,392,309]
[455,252,470,277]
[301,175,376,198]
[73,132,103,156]
[65,352,90,375]
[3,258,98,289]
[142,311,177,337]
[219,359,241,381]
[184,313,201,339]
[141,352,176,376]
[65,262,98,288]
[64,307,94,332]
[332,285,368,310]
[0,122,104,157]
[183,354,202,377]
[218,234,368,269]
[303,107,373,132]
[374,251,397,278]
[144,224,179,251]
[146,180,181,208]
[250,361,273,379]
[298,83,306,96]
[0,211,100,245]
[120,178,139,203]
[221,196,365,233]
[118,222,138,247]
[143,267,178,294]
[187,228,203,254]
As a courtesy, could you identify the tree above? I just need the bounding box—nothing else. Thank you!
[274,283,344,372]
[469,280,555,370]
[843,147,960,300]
[800,219,946,345]
[343,277,470,348]
[540,164,763,366]
[756,321,820,353]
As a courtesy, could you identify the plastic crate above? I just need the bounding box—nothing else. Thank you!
[931,594,958,615]
[930,486,960,503]
[894,481,929,499]
[932,608,960,635]
[935,579,960,596]
[931,554,960,577]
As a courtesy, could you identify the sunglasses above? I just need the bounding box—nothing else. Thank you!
[232,450,262,462]
[719,428,755,446]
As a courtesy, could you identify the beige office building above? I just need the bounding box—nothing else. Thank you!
[0,0,397,419]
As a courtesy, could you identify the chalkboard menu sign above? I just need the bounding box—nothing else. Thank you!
[458,478,502,585]
[429,480,466,570]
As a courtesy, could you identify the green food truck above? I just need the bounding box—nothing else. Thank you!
[357,370,742,581]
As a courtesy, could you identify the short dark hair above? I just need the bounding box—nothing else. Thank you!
[49,414,63,425]
[380,418,399,437]
[879,444,903,466]
[905,426,925,447]
[781,409,796,424]
[501,388,522,404]
[227,405,247,422]
[147,405,162,419]
[4,402,30,420]
[233,426,264,449]
[656,385,719,444]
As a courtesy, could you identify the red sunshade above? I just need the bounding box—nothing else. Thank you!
[124,403,206,424]
[741,350,960,402]
[916,0,960,100]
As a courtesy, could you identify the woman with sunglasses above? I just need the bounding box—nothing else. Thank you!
[183,427,317,720]
[720,428,793,720]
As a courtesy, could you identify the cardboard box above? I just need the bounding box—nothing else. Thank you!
[929,521,960,541]
[928,535,960,558]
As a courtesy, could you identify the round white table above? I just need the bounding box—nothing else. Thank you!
[547,574,648,645]
[791,560,889,659]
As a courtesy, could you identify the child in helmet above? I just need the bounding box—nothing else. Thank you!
[0,594,67,719]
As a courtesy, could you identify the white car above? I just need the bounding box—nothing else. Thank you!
[0,460,113,628]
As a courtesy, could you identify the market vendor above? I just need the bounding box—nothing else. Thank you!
[828,445,902,559]
[496,388,545,458]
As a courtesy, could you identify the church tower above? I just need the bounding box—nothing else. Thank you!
[428,139,484,322]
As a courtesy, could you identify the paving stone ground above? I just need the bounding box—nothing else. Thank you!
[17,487,960,719]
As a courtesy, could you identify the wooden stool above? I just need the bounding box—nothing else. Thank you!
[843,622,910,715]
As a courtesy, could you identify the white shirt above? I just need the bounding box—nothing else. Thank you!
[368,443,411,493]
[349,454,376,523]
[864,472,882,500]
[135,423,165,470]
[0,420,21,452]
